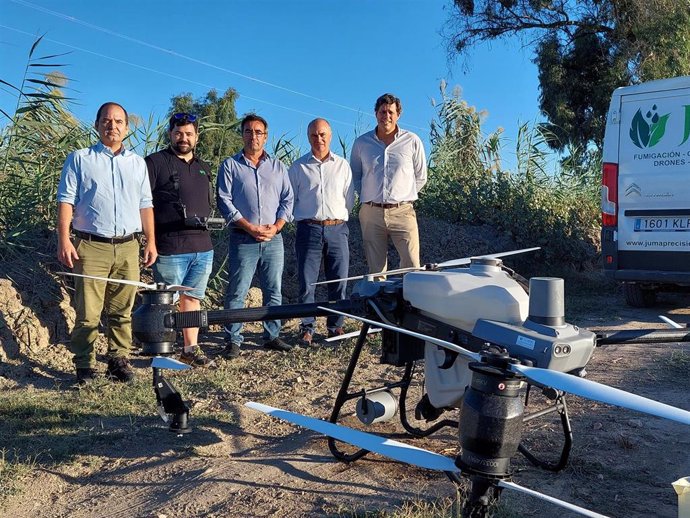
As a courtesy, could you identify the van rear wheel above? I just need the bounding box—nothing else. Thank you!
[623,282,657,308]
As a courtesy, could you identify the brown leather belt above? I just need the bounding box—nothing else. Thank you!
[74,230,136,244]
[301,219,345,226]
[365,201,412,209]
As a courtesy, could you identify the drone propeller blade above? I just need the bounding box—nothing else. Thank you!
[165,284,196,292]
[324,327,382,343]
[659,315,684,329]
[312,247,541,286]
[59,271,153,289]
[318,306,481,362]
[498,480,610,518]
[245,402,460,472]
[512,364,690,426]
[151,356,192,370]
[437,247,541,269]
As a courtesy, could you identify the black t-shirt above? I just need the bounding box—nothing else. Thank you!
[145,148,214,255]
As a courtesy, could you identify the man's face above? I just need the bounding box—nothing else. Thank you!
[242,120,268,155]
[308,120,332,159]
[95,105,128,149]
[169,123,198,155]
[375,103,400,134]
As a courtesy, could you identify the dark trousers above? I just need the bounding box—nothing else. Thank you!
[295,221,349,332]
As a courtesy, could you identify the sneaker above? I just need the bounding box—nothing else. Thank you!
[223,341,241,359]
[263,337,293,352]
[298,329,313,347]
[327,327,346,339]
[76,368,98,386]
[179,346,216,368]
[106,357,135,383]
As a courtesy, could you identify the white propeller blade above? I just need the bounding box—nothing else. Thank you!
[511,364,690,426]
[436,247,541,268]
[324,327,382,343]
[59,272,193,292]
[312,247,540,286]
[317,306,481,362]
[659,315,684,329]
[246,402,460,472]
[498,480,610,518]
[151,356,191,370]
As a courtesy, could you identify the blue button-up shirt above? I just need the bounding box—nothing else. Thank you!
[217,151,294,225]
[350,128,427,203]
[57,141,153,237]
[288,151,354,221]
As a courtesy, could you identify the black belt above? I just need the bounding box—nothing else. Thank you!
[74,230,137,244]
[300,219,345,226]
[365,201,412,209]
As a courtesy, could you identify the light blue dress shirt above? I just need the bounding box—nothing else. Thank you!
[288,151,354,221]
[217,152,294,226]
[350,128,427,203]
[57,141,153,238]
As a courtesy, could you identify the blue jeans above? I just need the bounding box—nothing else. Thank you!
[296,221,349,332]
[224,231,284,344]
[153,250,214,301]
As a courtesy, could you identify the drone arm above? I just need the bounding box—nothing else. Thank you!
[167,299,356,330]
[596,327,690,345]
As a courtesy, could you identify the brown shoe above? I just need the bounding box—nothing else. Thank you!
[298,329,313,347]
[327,327,345,338]
[179,346,216,368]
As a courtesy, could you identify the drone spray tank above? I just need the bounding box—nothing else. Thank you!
[403,258,530,409]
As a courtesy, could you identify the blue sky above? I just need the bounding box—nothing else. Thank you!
[0,0,541,165]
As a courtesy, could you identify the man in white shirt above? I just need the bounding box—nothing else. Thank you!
[350,93,427,275]
[288,118,354,345]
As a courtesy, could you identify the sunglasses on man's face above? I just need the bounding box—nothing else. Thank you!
[173,113,198,123]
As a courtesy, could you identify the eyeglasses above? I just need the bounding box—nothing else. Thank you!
[243,129,266,137]
[172,113,198,123]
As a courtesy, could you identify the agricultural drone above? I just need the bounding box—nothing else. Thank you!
[61,248,690,518]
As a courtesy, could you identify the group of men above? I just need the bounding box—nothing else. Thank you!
[56,93,427,385]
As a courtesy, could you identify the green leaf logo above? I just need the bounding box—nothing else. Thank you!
[629,105,670,148]
[681,105,690,145]
[630,109,649,148]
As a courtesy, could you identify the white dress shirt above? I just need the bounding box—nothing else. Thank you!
[288,151,354,221]
[350,127,427,203]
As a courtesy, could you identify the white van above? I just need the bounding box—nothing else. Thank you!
[601,76,690,307]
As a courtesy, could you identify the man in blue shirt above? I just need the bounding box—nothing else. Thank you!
[57,102,157,385]
[288,118,354,345]
[216,114,294,357]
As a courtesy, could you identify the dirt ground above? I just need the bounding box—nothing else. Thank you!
[0,219,688,518]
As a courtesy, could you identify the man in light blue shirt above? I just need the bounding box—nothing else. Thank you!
[288,118,354,345]
[57,102,157,385]
[217,113,294,356]
[350,93,427,276]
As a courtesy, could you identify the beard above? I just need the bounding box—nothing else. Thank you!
[171,142,193,155]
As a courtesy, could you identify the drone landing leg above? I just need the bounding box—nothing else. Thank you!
[328,323,372,462]
[461,476,501,518]
[518,394,572,472]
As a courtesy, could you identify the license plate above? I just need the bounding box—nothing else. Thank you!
[634,217,690,232]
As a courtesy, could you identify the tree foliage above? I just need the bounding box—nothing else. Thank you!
[168,88,243,171]
[445,0,690,150]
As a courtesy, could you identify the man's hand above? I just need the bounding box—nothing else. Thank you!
[255,224,277,241]
[142,241,157,267]
[57,239,79,268]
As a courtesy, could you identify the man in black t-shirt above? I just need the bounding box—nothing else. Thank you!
[146,113,215,367]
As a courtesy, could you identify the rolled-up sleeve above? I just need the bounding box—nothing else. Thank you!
[350,140,363,197]
[138,159,153,209]
[216,158,242,223]
[413,135,427,193]
[276,163,294,223]
[57,152,79,205]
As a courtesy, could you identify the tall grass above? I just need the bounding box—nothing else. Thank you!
[417,83,601,270]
